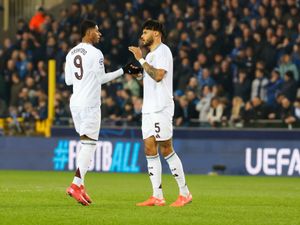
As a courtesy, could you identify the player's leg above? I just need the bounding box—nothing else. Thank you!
[156,105,192,207]
[159,139,192,206]
[66,106,89,205]
[145,136,163,199]
[137,136,165,206]
[67,134,95,205]
[67,106,100,205]
[74,134,96,202]
[136,114,165,206]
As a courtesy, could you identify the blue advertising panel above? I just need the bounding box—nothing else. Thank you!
[0,136,299,176]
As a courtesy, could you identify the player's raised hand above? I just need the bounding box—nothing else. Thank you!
[128,46,142,60]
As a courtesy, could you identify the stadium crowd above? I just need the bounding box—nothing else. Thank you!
[1,0,300,134]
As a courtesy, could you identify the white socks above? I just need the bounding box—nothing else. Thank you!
[165,152,189,197]
[146,154,163,199]
[146,151,189,198]
[72,140,97,187]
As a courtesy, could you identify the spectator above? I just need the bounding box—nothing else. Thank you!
[123,74,140,97]
[280,71,298,102]
[217,59,233,99]
[46,36,57,60]
[278,53,299,82]
[242,97,270,124]
[17,51,30,79]
[37,99,47,120]
[260,30,278,71]
[185,89,199,121]
[198,68,215,90]
[186,76,199,93]
[196,85,213,125]
[29,6,46,33]
[131,97,142,126]
[207,97,224,127]
[234,69,251,102]
[10,73,24,107]
[251,68,268,101]
[230,37,243,60]
[175,57,193,91]
[101,96,121,123]
[291,43,300,72]
[230,96,244,127]
[268,94,285,120]
[293,98,300,122]
[34,61,47,91]
[202,34,219,64]
[266,69,283,106]
[120,102,134,124]
[279,97,296,127]
[174,95,190,127]
[244,46,256,79]
[7,106,22,135]
[116,89,132,109]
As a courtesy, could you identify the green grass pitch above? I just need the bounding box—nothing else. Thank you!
[0,170,299,225]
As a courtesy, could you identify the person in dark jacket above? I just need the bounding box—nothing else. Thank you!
[279,97,296,126]
[241,97,270,124]
[280,71,298,102]
[234,69,251,102]
[266,69,283,106]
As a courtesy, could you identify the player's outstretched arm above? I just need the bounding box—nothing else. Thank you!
[99,63,142,84]
[128,46,165,82]
[100,68,124,84]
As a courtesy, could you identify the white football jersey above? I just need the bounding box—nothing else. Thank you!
[65,42,123,107]
[142,43,174,113]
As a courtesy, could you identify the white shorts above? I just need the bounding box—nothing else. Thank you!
[70,106,101,140]
[142,104,174,141]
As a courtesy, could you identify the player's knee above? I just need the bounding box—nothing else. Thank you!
[143,136,158,156]
[160,146,173,157]
[159,140,173,157]
[144,142,157,156]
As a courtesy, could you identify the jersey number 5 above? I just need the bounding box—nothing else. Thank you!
[155,122,160,133]
[74,55,83,80]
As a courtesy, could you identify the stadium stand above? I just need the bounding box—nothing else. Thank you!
[1,0,300,135]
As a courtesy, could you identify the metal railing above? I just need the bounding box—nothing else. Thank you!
[2,0,44,31]
[0,0,65,41]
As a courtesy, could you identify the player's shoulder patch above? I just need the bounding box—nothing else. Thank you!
[99,57,104,67]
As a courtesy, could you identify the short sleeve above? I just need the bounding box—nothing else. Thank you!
[64,55,73,85]
[155,48,171,72]
[94,50,106,84]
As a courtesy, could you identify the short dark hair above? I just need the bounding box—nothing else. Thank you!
[142,19,165,37]
[285,70,294,79]
[80,20,97,38]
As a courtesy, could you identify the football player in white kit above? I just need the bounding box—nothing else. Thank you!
[65,20,141,206]
[129,20,192,207]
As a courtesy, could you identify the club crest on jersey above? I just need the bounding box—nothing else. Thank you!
[99,58,104,68]
[148,55,154,63]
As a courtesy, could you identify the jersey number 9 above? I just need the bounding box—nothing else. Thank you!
[74,55,83,80]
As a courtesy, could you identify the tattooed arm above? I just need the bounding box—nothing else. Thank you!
[128,46,166,82]
[142,62,166,82]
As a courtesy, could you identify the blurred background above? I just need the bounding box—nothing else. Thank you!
[1,0,300,176]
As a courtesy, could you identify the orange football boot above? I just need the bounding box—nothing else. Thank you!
[136,196,166,206]
[80,185,92,204]
[170,193,192,207]
[66,184,89,206]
